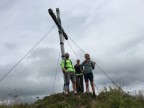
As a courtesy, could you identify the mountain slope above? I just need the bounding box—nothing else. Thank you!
[34,88,144,108]
[0,87,144,108]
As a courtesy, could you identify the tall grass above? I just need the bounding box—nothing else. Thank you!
[0,86,144,108]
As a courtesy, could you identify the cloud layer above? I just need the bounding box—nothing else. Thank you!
[0,0,144,99]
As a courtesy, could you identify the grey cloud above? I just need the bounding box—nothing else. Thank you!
[0,0,144,100]
[0,0,16,11]
[2,42,17,50]
[27,47,60,77]
[0,47,62,99]
[94,56,144,87]
[109,35,144,55]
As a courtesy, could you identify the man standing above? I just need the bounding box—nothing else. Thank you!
[74,59,84,92]
[81,54,96,98]
[61,53,77,95]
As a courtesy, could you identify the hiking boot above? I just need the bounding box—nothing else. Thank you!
[74,93,77,96]
[65,91,69,96]
[92,94,96,99]
[86,91,89,95]
[74,91,77,95]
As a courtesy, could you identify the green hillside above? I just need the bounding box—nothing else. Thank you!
[0,87,144,108]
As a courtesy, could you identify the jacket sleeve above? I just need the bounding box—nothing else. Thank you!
[72,64,75,72]
[81,62,84,70]
[91,61,95,70]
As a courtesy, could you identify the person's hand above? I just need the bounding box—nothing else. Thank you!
[62,69,67,73]
[81,71,84,75]
[64,69,68,73]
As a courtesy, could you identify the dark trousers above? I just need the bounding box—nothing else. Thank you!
[76,75,84,92]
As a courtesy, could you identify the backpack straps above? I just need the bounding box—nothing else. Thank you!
[64,59,73,69]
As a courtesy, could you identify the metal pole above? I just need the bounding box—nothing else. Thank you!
[56,8,65,59]
[56,8,66,93]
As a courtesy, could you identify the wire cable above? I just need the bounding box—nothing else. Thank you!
[67,36,99,91]
[67,35,127,94]
[66,40,78,59]
[96,64,127,94]
[0,26,55,82]
[68,36,86,54]
[53,52,60,94]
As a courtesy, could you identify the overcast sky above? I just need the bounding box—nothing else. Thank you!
[0,0,144,100]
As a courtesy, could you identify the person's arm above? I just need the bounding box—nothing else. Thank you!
[72,64,75,72]
[91,61,96,70]
[60,60,66,73]
[79,64,83,74]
